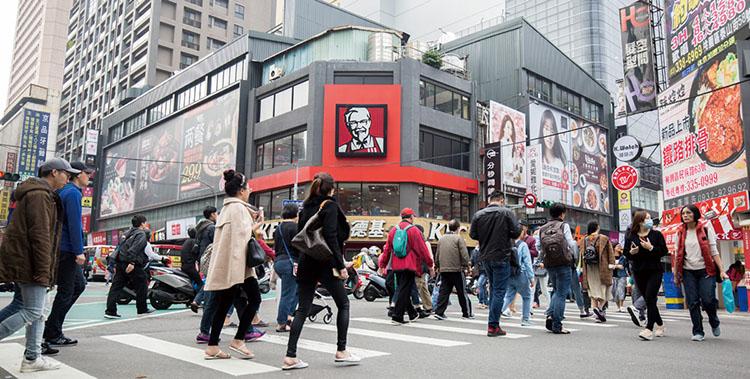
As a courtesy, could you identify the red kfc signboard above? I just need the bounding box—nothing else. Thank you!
[611,164,639,191]
[335,104,387,157]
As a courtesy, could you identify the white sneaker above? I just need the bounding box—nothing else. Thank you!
[20,356,62,373]
[654,324,665,337]
[638,328,654,341]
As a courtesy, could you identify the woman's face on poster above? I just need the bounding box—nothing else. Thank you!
[502,120,513,141]
[542,117,556,150]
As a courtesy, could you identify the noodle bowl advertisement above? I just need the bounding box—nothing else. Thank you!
[658,45,747,210]
[528,104,610,213]
[488,101,526,196]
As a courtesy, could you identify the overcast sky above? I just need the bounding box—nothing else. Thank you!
[0,0,20,113]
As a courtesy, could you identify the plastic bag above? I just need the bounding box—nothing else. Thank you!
[722,279,735,313]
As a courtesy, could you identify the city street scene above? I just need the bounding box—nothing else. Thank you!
[0,0,749,378]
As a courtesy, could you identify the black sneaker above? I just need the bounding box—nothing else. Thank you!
[418,310,430,319]
[462,314,475,320]
[46,336,78,347]
[104,312,122,319]
[40,343,59,356]
[626,306,643,327]
[579,311,593,319]
[137,309,156,315]
[593,308,606,323]
[408,312,419,322]
[391,318,409,325]
[433,313,447,320]
[545,317,553,332]
[387,307,394,318]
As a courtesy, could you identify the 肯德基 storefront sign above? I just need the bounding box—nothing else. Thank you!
[665,0,750,84]
[658,44,747,210]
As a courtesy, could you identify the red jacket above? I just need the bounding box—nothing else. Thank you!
[675,222,716,277]
[379,221,434,273]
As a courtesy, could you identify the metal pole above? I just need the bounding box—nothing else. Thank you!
[293,161,299,201]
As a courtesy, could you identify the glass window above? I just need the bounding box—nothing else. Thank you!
[424,82,435,108]
[259,96,273,122]
[433,134,452,168]
[292,81,308,109]
[419,187,433,218]
[461,96,469,120]
[333,73,393,84]
[208,38,225,50]
[461,194,470,222]
[271,188,289,219]
[291,131,306,163]
[337,183,362,215]
[419,131,433,162]
[451,193,461,221]
[262,141,273,170]
[234,3,245,19]
[183,7,202,28]
[212,0,228,8]
[234,25,244,37]
[211,16,227,30]
[180,52,198,69]
[273,135,292,167]
[419,80,426,106]
[256,191,271,213]
[435,86,453,114]
[363,184,399,217]
[433,188,451,220]
[255,143,265,172]
[274,87,292,116]
[181,30,199,50]
[451,92,460,116]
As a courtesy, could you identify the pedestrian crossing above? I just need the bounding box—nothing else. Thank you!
[352,317,531,338]
[0,343,97,379]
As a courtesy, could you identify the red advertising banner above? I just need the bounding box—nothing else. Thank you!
[5,152,17,188]
[91,231,107,245]
[82,214,91,234]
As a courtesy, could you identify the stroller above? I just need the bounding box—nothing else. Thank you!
[307,288,334,324]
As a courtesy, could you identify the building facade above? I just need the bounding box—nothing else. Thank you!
[57,0,279,164]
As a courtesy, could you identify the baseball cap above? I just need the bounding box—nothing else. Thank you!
[39,158,80,175]
[400,208,416,218]
[70,161,95,174]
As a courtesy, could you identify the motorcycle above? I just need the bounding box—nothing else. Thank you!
[352,250,380,300]
[361,270,388,302]
[257,262,271,294]
[118,261,197,310]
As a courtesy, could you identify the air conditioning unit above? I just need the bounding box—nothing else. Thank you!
[269,65,284,81]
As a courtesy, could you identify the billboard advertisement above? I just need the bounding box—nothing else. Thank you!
[665,0,750,84]
[100,90,240,218]
[335,104,387,157]
[619,2,657,114]
[529,103,610,213]
[484,142,501,198]
[658,45,747,210]
[17,110,50,180]
[488,101,526,196]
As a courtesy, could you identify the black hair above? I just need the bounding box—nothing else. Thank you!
[188,227,197,239]
[131,214,147,228]
[538,109,567,162]
[549,203,567,219]
[223,169,247,197]
[488,190,504,201]
[680,204,702,224]
[305,172,335,204]
[448,219,460,232]
[587,220,599,235]
[282,203,300,219]
[203,206,218,220]
[500,115,516,142]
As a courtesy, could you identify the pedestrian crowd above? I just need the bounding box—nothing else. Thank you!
[0,165,737,372]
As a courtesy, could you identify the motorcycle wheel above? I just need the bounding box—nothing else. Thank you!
[364,287,378,302]
[259,282,270,294]
[353,287,365,300]
[323,313,333,324]
[150,296,172,310]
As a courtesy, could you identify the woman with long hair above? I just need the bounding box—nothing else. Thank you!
[282,172,358,370]
[538,109,566,167]
[500,115,517,185]
[203,170,262,360]
[673,204,729,341]
[623,210,668,341]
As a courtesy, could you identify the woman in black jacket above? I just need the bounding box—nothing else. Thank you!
[623,210,668,341]
[282,172,358,370]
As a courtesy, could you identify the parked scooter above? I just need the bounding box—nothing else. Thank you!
[118,260,197,310]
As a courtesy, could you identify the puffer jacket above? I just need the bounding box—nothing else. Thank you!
[469,204,521,263]
[0,177,63,286]
[379,221,434,273]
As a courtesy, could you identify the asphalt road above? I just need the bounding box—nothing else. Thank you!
[1,282,749,378]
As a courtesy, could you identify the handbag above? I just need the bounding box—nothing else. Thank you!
[722,279,735,313]
[292,200,335,261]
[246,236,266,268]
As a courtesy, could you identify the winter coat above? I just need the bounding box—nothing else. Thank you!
[204,197,256,291]
[117,227,149,267]
[435,232,469,272]
[57,183,84,254]
[296,195,350,283]
[195,219,215,256]
[0,178,63,286]
[469,204,521,263]
[380,221,434,273]
[580,234,615,289]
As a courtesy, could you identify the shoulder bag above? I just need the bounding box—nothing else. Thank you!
[292,200,335,261]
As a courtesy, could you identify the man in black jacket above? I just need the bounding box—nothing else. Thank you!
[104,215,153,318]
[190,206,217,312]
[469,190,521,337]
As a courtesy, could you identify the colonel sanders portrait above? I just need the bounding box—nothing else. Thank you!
[337,106,386,155]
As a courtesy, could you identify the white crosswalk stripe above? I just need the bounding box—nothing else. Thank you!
[222,331,390,358]
[102,334,280,376]
[304,322,471,347]
[0,343,96,378]
[438,314,581,331]
[351,317,530,339]
[454,312,619,327]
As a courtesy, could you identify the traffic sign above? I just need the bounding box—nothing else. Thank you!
[611,164,639,192]
[524,193,537,208]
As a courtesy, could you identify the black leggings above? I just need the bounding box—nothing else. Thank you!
[286,276,350,358]
[633,269,663,330]
[209,277,261,346]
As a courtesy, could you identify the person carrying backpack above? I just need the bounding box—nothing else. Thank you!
[580,220,614,323]
[180,228,202,299]
[537,203,578,334]
[380,208,435,325]
[104,215,154,318]
[469,190,521,337]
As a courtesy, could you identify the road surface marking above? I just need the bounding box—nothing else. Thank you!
[304,323,470,347]
[351,317,530,339]
[449,312,617,328]
[102,334,280,376]
[439,314,580,332]
[249,333,390,358]
[0,343,96,379]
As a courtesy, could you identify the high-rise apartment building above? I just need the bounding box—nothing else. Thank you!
[57,0,279,162]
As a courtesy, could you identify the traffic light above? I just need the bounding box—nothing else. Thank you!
[536,200,554,208]
[0,171,21,182]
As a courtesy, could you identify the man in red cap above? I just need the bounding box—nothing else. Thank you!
[379,208,435,324]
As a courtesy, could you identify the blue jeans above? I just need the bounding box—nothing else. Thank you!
[548,265,572,332]
[199,291,216,335]
[477,273,489,305]
[485,260,511,327]
[570,267,585,310]
[274,259,298,325]
[0,284,23,323]
[502,274,532,321]
[0,283,48,360]
[682,269,720,336]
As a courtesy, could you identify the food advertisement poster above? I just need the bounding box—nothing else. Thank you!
[488,101,526,196]
[528,104,610,213]
[658,45,747,210]
[664,0,750,84]
[619,1,657,114]
[100,90,240,218]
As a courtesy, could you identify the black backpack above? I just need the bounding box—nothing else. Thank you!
[583,236,599,265]
[539,220,573,268]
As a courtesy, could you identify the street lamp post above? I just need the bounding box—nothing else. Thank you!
[181,174,218,209]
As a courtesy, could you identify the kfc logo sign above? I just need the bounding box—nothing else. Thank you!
[336,104,387,157]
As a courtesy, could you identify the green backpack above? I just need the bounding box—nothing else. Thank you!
[393,224,413,258]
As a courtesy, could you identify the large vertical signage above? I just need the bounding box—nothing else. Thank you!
[5,152,17,188]
[18,110,50,180]
[484,142,501,198]
[488,101,526,196]
[665,0,750,83]
[619,2,657,114]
